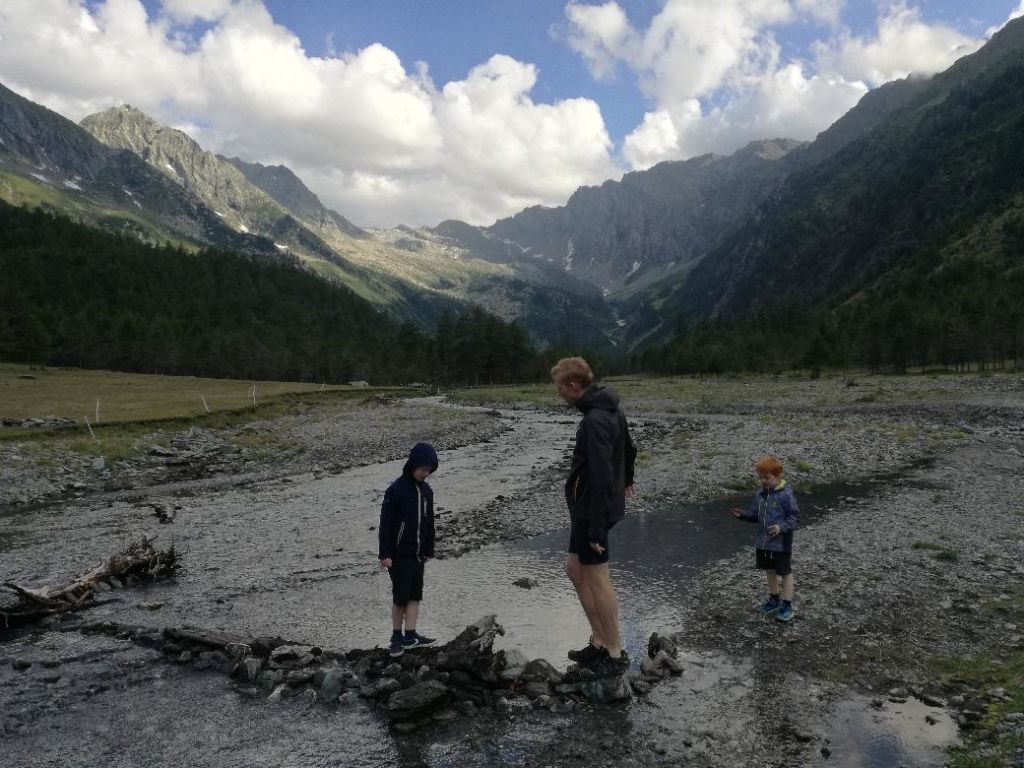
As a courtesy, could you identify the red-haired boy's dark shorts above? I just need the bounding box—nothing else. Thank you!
[755,548,792,576]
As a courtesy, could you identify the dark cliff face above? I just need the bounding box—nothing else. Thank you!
[221,156,368,240]
[480,138,805,291]
[0,84,277,251]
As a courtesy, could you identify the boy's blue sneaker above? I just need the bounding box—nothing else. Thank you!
[776,603,795,622]
[402,632,436,649]
[758,596,781,615]
[388,638,405,658]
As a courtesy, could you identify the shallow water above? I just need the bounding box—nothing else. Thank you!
[0,403,960,767]
[821,696,960,768]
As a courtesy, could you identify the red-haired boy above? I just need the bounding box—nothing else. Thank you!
[731,456,800,622]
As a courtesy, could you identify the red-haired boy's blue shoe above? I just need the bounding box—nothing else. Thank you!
[775,603,795,622]
[758,595,781,615]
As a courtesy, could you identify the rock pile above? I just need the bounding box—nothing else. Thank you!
[131,616,686,731]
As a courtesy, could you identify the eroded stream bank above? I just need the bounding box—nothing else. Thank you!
[3,374,1023,767]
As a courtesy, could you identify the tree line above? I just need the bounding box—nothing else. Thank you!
[0,201,550,385]
[637,244,1024,376]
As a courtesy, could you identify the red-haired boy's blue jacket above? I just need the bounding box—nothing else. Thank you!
[737,480,799,552]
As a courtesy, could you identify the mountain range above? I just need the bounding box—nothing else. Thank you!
[0,89,614,348]
[3,14,1024,361]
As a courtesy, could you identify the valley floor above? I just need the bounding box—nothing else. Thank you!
[2,371,1022,767]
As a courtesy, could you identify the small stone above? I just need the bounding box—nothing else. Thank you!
[512,577,539,589]
[820,746,831,758]
[236,658,262,683]
[359,678,401,699]
[521,681,551,699]
[319,669,346,702]
[11,660,32,672]
[888,687,909,698]
[267,684,287,701]
[381,663,403,678]
[630,679,653,695]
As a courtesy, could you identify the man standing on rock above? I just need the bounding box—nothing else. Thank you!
[552,357,637,674]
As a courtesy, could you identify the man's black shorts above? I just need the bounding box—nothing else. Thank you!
[388,557,425,606]
[568,520,617,565]
[755,548,792,576]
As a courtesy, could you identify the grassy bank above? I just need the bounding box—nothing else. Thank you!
[0,364,407,462]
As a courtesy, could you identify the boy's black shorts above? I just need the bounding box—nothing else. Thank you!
[568,520,617,565]
[755,548,792,576]
[388,557,425,606]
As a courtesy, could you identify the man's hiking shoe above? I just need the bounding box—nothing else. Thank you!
[580,647,630,678]
[388,638,405,658]
[402,632,436,648]
[775,604,795,622]
[567,643,602,665]
[758,596,781,615]
[562,664,596,683]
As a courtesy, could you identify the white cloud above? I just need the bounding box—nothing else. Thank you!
[564,1,638,80]
[815,2,983,86]
[795,0,845,27]
[160,0,232,23]
[0,0,617,227]
[567,0,985,170]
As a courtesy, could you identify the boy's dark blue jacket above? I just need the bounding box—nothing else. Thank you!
[378,443,438,560]
[737,479,800,552]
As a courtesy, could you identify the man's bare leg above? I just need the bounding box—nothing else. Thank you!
[391,603,405,632]
[566,554,602,644]
[582,563,623,657]
[568,556,625,657]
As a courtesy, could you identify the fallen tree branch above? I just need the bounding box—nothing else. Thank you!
[1,536,180,631]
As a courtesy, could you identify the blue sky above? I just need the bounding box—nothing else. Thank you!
[172,0,1020,146]
[3,0,1024,225]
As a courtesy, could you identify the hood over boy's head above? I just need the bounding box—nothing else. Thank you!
[404,442,439,476]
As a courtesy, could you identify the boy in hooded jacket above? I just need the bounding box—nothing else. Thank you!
[732,455,800,622]
[378,442,438,657]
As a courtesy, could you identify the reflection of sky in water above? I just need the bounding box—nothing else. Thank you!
[822,696,960,768]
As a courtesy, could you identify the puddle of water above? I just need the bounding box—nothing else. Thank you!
[820,696,960,768]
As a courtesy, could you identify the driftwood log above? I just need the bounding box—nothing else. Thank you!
[1,536,180,630]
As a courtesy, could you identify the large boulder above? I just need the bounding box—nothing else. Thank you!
[580,675,632,703]
[386,681,452,721]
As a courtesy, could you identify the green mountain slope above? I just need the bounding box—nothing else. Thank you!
[674,16,1024,320]
[0,200,542,384]
[637,18,1024,373]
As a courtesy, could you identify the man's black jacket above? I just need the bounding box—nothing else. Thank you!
[565,385,637,541]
